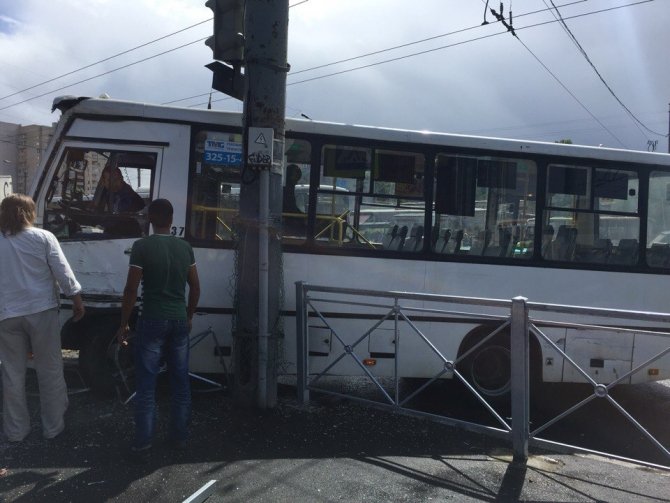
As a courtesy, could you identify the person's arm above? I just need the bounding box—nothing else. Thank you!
[44,231,85,321]
[71,293,85,322]
[186,264,200,331]
[116,266,143,344]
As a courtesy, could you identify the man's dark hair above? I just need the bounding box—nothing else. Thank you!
[148,198,173,228]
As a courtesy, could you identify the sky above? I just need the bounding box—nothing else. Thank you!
[0,0,668,152]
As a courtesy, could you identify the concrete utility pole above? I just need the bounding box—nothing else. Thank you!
[235,0,289,408]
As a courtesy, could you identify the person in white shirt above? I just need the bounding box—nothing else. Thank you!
[0,194,85,442]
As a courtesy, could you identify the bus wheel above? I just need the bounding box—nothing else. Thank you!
[457,328,542,404]
[460,336,512,399]
[79,328,134,396]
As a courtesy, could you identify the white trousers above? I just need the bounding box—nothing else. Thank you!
[0,308,68,441]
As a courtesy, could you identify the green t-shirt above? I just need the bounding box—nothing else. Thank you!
[129,234,196,320]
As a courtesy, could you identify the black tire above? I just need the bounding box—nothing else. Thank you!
[79,326,134,396]
[457,328,542,405]
[459,334,512,399]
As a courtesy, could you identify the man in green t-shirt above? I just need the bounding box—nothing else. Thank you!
[117,199,200,461]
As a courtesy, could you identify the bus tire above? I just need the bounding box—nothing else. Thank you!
[79,325,134,396]
[457,326,541,403]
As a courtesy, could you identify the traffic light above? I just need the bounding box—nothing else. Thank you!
[206,61,245,101]
[205,0,245,64]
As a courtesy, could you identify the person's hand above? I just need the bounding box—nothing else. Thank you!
[116,325,130,346]
[71,296,85,322]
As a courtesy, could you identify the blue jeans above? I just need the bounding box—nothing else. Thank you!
[133,318,191,449]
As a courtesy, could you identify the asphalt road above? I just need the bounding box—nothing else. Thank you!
[1,365,670,502]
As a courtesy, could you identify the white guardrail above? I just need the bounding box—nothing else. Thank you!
[294,281,670,471]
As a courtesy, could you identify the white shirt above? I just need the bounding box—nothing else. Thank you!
[0,226,81,322]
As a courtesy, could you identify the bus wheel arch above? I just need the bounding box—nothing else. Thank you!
[456,324,542,399]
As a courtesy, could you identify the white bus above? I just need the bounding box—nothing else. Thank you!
[31,96,670,396]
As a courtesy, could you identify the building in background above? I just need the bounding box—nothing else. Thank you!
[0,121,54,195]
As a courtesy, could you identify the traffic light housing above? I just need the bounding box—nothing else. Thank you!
[205,0,245,64]
[206,61,245,101]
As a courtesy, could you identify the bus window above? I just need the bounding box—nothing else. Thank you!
[189,130,243,241]
[282,139,312,241]
[433,154,536,259]
[316,145,425,249]
[373,149,424,198]
[646,171,670,268]
[44,148,155,240]
[544,165,639,265]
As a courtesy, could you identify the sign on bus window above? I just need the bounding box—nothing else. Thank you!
[323,146,369,180]
[203,137,242,166]
[594,169,630,200]
[435,155,477,216]
[477,160,517,190]
[548,165,588,197]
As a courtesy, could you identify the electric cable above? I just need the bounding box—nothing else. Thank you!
[0,0,309,112]
[197,0,654,115]
[163,0,590,106]
[547,0,666,137]
[0,0,661,147]
[515,36,627,147]
[0,19,212,103]
[0,37,207,113]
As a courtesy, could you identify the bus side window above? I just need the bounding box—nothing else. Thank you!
[188,130,243,242]
[281,139,312,242]
[44,148,155,240]
[646,171,670,269]
[434,154,537,260]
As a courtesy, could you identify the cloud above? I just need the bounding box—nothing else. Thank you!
[0,0,667,151]
[0,14,21,34]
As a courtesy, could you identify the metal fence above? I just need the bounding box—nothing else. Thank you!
[295,281,670,471]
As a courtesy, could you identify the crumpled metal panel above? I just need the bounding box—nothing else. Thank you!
[60,238,135,297]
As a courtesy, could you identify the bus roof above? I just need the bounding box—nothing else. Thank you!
[54,96,670,167]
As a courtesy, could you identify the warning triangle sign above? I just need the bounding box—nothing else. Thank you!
[255,133,267,146]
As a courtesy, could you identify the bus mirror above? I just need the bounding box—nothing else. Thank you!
[435,156,476,216]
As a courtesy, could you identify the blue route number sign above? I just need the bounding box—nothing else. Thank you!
[204,139,242,166]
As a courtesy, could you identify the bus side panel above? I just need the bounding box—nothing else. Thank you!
[187,248,236,374]
[562,328,634,384]
[631,333,670,384]
[61,239,137,296]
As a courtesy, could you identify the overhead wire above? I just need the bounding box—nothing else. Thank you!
[0,0,309,111]
[541,0,646,142]
[0,1,619,109]
[483,0,625,145]
[0,37,207,113]
[515,36,627,147]
[197,0,654,123]
[547,0,666,138]
[0,19,212,103]
[0,0,662,147]
[163,0,591,106]
[282,0,661,147]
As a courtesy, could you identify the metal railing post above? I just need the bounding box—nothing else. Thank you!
[394,296,400,406]
[295,281,309,404]
[511,296,529,462]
